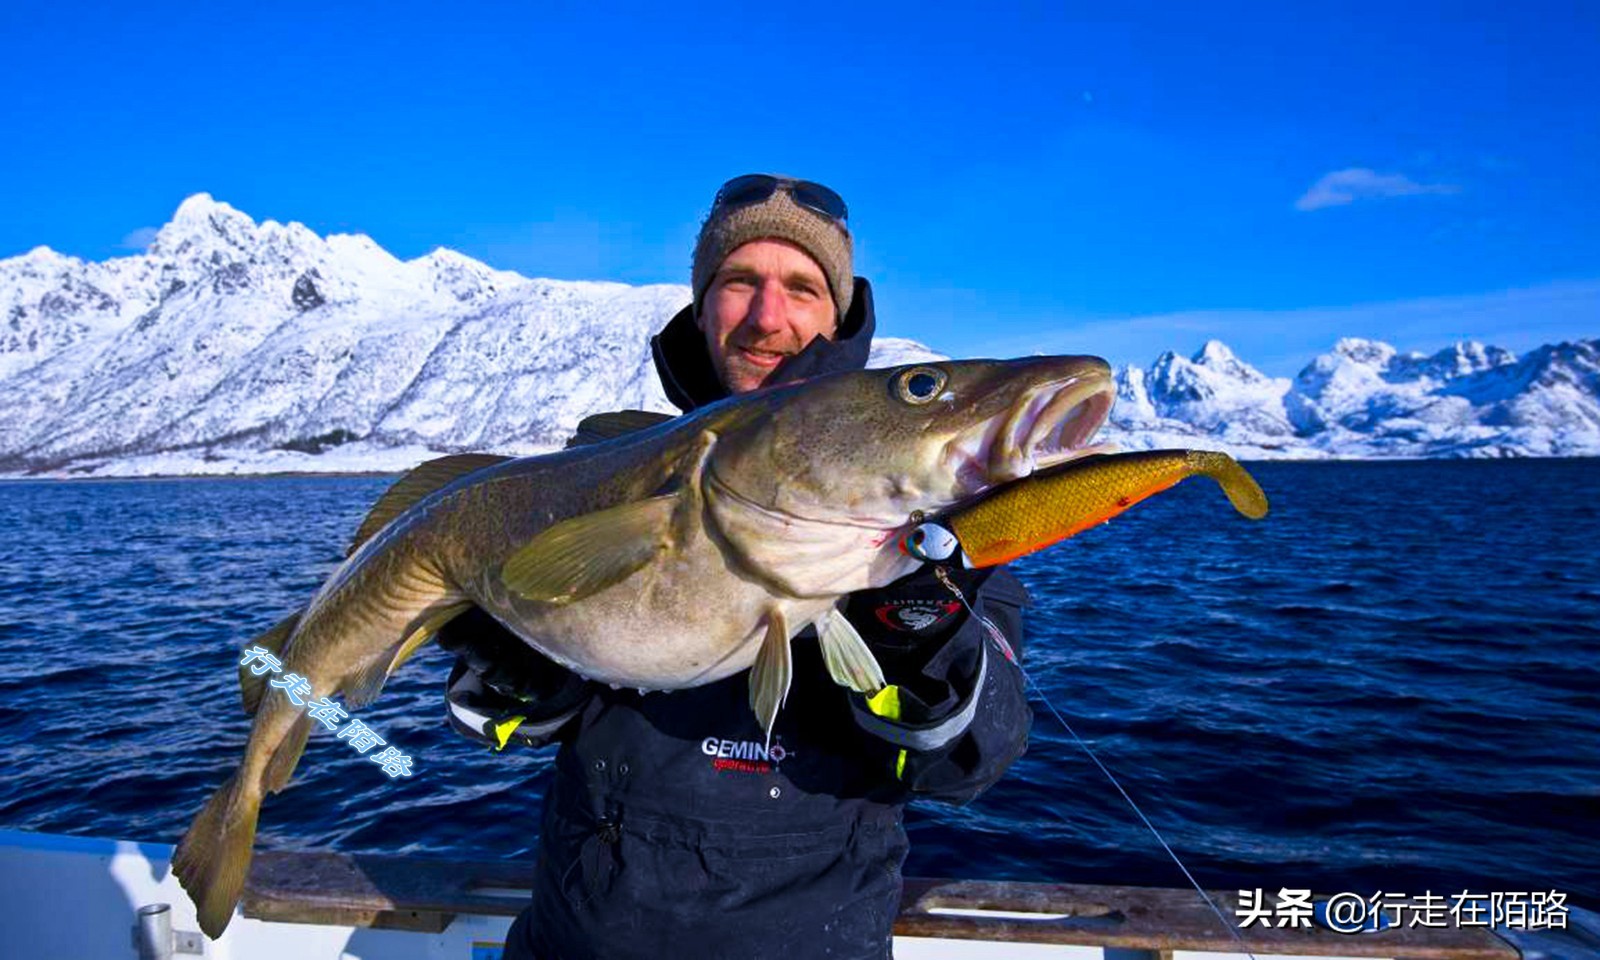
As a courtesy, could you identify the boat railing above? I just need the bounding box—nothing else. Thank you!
[242,849,1519,959]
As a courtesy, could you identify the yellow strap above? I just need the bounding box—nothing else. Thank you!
[491,715,527,751]
[865,684,902,721]
[867,686,908,779]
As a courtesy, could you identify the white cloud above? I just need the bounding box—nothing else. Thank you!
[119,226,160,251]
[1295,168,1459,212]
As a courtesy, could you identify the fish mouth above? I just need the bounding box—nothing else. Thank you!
[949,372,1118,493]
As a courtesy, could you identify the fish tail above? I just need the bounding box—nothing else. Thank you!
[171,772,262,941]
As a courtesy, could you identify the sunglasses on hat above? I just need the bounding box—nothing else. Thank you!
[711,174,849,225]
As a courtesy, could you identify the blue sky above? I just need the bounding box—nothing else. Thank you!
[2,0,1595,375]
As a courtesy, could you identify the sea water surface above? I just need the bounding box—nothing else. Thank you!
[0,461,1596,907]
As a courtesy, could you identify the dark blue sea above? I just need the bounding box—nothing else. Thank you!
[1,461,1596,908]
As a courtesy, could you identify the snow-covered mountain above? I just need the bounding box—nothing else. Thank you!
[1103,336,1600,459]
[0,195,937,476]
[1,194,1594,476]
[1111,340,1300,452]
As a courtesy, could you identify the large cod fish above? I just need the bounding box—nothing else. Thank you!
[172,356,1117,938]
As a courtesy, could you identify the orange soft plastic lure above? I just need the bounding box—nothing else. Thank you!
[948,449,1269,568]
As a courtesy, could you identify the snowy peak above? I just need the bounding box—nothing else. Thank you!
[1319,336,1517,384]
[1331,336,1396,367]
[1393,340,1518,382]
[148,193,260,259]
[1116,340,1294,445]
[413,246,523,304]
[1191,338,1267,383]
[0,195,946,475]
[1142,341,1284,413]
[1438,340,1516,374]
[9,246,75,269]
[1,194,1595,474]
[1101,333,1600,459]
[171,191,231,222]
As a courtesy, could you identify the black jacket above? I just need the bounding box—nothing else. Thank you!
[437,278,1032,960]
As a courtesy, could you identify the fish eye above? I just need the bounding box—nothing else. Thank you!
[893,366,947,405]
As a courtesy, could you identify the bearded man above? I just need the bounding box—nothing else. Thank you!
[437,174,1033,960]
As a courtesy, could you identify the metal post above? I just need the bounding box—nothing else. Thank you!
[134,903,174,960]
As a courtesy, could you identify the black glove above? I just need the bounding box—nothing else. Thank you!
[844,563,990,647]
[839,563,1002,740]
[435,606,591,708]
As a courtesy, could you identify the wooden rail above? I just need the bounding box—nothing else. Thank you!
[243,851,1518,959]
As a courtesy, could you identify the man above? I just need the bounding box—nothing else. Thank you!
[436,174,1032,960]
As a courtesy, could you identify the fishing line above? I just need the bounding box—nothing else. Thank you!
[932,565,1258,960]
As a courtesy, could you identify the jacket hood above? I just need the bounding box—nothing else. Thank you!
[650,277,877,413]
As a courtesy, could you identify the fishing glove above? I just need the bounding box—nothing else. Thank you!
[842,563,1030,798]
[436,607,594,748]
[841,564,1008,723]
[844,563,991,649]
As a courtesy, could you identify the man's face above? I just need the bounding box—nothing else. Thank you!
[697,239,839,394]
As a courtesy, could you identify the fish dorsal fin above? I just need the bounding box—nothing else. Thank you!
[565,410,675,448]
[749,607,792,748]
[815,608,886,695]
[348,453,513,556]
[239,610,301,715]
[500,495,678,604]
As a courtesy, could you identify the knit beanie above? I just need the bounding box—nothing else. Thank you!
[691,188,855,322]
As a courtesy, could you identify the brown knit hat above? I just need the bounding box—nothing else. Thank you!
[691,185,854,322]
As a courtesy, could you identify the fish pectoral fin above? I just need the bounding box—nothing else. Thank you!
[341,600,472,708]
[348,453,513,556]
[749,608,793,748]
[816,608,886,695]
[240,610,302,716]
[387,601,472,676]
[501,495,678,604]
